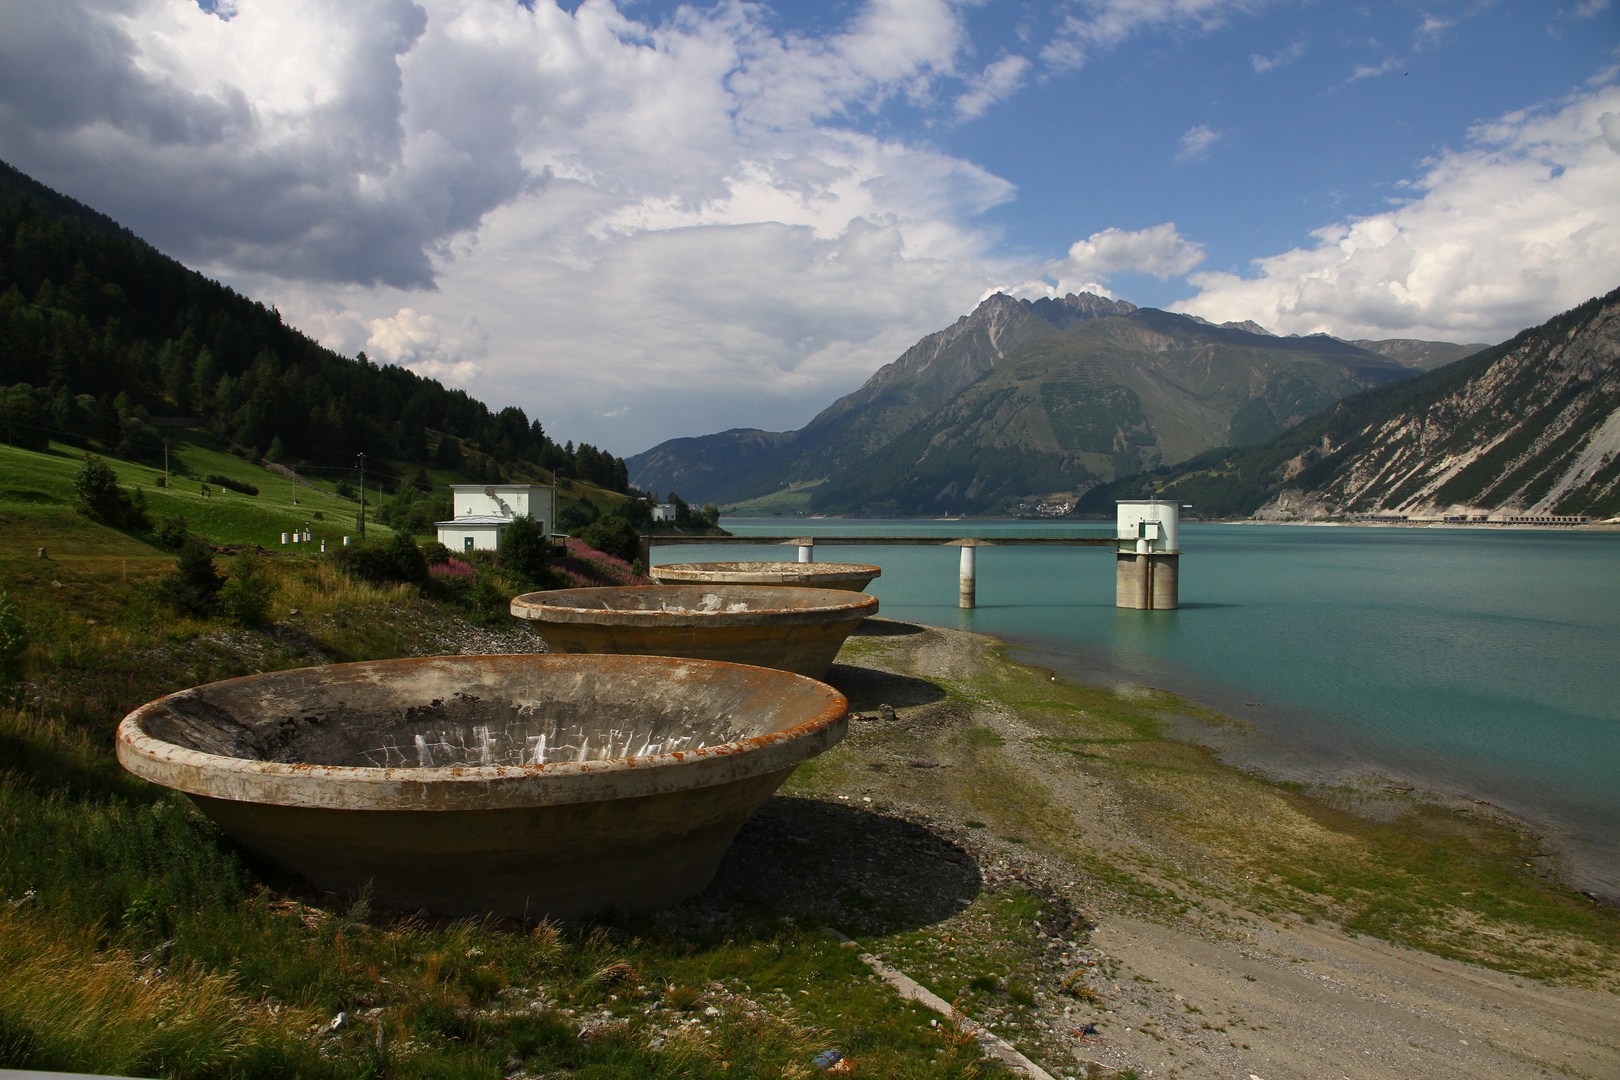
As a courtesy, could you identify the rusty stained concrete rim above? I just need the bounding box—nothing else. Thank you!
[115,653,849,813]
[510,584,879,627]
[649,562,882,586]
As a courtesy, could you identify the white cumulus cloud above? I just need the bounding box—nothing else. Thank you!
[955,54,1031,119]
[365,308,487,384]
[1033,223,1206,294]
[1175,124,1223,161]
[1042,0,1279,70]
[1251,40,1305,73]
[1174,83,1620,342]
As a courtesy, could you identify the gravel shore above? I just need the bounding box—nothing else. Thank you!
[686,618,1620,1080]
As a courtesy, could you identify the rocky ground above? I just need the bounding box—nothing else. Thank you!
[677,619,1620,1080]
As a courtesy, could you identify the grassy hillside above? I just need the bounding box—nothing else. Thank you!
[0,454,1008,1079]
[3,437,383,552]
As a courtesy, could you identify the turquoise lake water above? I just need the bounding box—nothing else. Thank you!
[656,520,1620,894]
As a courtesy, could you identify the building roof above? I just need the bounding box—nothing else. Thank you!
[449,484,551,491]
[435,516,514,527]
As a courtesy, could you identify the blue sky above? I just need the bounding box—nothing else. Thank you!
[0,0,1615,453]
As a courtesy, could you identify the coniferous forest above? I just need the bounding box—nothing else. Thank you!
[0,160,629,492]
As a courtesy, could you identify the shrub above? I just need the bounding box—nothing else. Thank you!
[420,540,453,566]
[154,514,188,551]
[331,532,428,587]
[72,455,146,531]
[428,558,474,581]
[575,516,640,565]
[556,501,598,532]
[501,514,551,586]
[204,474,258,496]
[220,550,274,626]
[386,529,428,585]
[154,538,225,617]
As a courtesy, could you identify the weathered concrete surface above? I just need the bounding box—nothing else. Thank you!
[1114,552,1179,609]
[116,654,848,918]
[649,561,881,593]
[510,584,878,679]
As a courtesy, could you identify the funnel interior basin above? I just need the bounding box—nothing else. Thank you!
[115,654,848,917]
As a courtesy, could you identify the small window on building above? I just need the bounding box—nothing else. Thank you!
[464,536,475,551]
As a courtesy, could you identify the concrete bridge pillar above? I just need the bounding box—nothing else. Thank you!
[797,539,814,563]
[959,544,976,608]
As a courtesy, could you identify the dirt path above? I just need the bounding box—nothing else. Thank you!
[745,618,1620,1080]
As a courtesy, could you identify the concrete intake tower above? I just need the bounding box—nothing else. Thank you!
[1115,499,1179,610]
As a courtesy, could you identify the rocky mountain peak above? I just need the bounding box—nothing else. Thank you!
[1028,291,1138,329]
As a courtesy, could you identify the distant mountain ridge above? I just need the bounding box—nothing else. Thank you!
[629,292,1466,513]
[629,291,1136,504]
[1079,287,1620,521]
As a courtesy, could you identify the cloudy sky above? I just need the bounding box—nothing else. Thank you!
[1,0,1616,455]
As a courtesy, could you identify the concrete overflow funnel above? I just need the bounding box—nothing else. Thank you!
[1115,499,1180,610]
[115,654,849,919]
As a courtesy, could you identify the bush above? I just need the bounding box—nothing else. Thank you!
[574,516,640,564]
[500,515,551,586]
[204,474,258,496]
[556,501,598,533]
[420,540,453,566]
[154,538,225,617]
[154,514,188,551]
[220,550,274,626]
[72,455,147,531]
[331,532,428,587]
[386,529,428,585]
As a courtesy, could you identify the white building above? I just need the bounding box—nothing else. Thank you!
[435,484,555,553]
[651,503,676,522]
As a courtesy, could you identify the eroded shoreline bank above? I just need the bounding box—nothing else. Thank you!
[1000,631,1620,906]
[787,618,1620,1079]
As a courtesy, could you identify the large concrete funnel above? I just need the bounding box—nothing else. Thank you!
[116,654,848,919]
[511,584,878,679]
[649,561,881,592]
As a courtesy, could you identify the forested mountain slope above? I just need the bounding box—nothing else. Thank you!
[0,159,628,492]
[1079,287,1620,520]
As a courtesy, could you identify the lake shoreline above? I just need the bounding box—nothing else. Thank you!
[811,617,1620,1078]
[712,518,1620,904]
[998,629,1620,907]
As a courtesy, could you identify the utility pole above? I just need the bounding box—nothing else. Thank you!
[357,452,366,540]
[162,439,168,488]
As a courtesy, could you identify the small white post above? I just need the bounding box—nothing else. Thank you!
[343,536,350,546]
[280,532,288,545]
[959,544,976,609]
[320,540,326,552]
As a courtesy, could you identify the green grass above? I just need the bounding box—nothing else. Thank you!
[0,435,395,550]
[0,505,1014,1078]
[720,480,822,517]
